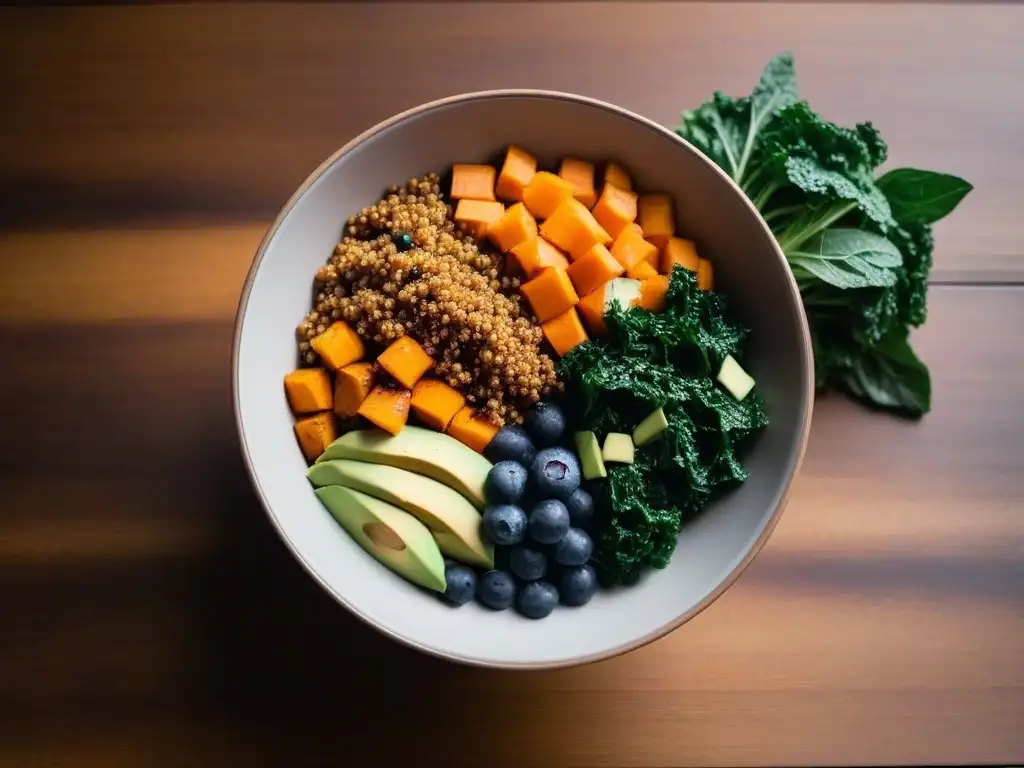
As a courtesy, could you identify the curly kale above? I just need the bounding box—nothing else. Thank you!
[677,52,972,417]
[558,268,768,585]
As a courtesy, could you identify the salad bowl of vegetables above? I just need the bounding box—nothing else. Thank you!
[233,87,814,668]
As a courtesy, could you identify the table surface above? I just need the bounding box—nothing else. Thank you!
[2,3,1022,766]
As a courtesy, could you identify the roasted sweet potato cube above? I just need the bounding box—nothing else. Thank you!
[455,199,505,240]
[519,267,579,323]
[411,379,466,431]
[294,412,337,462]
[638,193,675,247]
[558,157,598,208]
[591,183,638,240]
[377,336,434,389]
[566,244,624,297]
[334,362,375,418]
[542,308,589,357]
[661,237,700,274]
[539,198,611,260]
[522,171,575,220]
[309,321,365,371]
[495,145,537,202]
[446,407,500,454]
[488,202,538,253]
[358,387,412,435]
[697,258,715,291]
[284,368,333,414]
[451,164,497,201]
[610,225,658,271]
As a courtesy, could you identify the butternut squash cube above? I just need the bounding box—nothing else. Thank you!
[626,260,658,280]
[636,275,671,313]
[454,199,505,241]
[310,321,365,371]
[487,202,538,253]
[558,157,598,208]
[661,236,700,274]
[542,308,589,358]
[610,224,658,271]
[510,236,569,277]
[522,171,575,220]
[591,183,638,240]
[638,194,675,247]
[566,243,624,297]
[284,368,333,414]
[697,258,715,291]
[539,198,612,260]
[334,361,375,418]
[447,407,500,454]
[495,145,537,202]
[576,287,608,336]
[519,267,579,323]
[604,162,633,191]
[411,379,466,431]
[377,335,434,389]
[450,164,496,201]
[294,411,337,463]
[358,387,412,435]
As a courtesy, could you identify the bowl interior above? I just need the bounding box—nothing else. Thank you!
[234,92,812,668]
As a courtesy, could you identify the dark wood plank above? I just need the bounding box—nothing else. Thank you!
[0,3,1016,281]
[1,285,1021,766]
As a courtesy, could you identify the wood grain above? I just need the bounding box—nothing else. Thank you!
[0,2,1018,281]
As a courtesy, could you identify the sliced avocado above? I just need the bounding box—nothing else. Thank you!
[602,432,635,464]
[574,430,607,480]
[717,355,755,401]
[605,277,642,312]
[307,459,494,569]
[633,407,669,446]
[314,485,446,592]
[316,426,491,509]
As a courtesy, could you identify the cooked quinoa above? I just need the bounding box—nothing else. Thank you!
[297,174,560,425]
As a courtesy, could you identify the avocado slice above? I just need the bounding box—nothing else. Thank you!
[314,485,446,592]
[633,407,669,446]
[316,427,491,509]
[605,277,643,311]
[308,459,494,569]
[574,430,607,480]
[602,432,635,464]
[717,355,756,401]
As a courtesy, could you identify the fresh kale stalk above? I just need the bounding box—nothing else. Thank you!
[676,53,972,417]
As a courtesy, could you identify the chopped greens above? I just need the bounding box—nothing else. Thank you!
[677,52,972,417]
[558,268,767,585]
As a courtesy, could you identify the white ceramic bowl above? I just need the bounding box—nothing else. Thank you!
[233,91,813,669]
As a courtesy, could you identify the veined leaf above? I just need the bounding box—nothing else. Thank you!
[876,168,973,225]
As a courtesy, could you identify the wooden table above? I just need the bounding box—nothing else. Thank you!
[2,3,1021,766]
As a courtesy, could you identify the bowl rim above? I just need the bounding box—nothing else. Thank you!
[232,88,815,670]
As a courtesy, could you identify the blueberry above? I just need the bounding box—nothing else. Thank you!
[516,581,559,619]
[554,527,593,566]
[565,488,595,529]
[481,504,527,546]
[524,401,566,447]
[484,425,536,467]
[528,499,570,544]
[485,461,528,505]
[440,563,477,606]
[509,545,549,581]
[560,565,598,606]
[529,447,581,501]
[393,232,415,252]
[477,570,517,610]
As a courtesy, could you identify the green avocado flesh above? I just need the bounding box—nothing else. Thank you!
[308,459,494,569]
[314,485,446,593]
[602,432,635,464]
[316,427,491,509]
[632,407,669,446]
[574,430,607,480]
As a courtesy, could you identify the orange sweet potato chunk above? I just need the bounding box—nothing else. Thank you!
[487,202,538,253]
[451,164,497,201]
[510,236,570,277]
[447,407,500,454]
[539,199,612,260]
[454,199,505,240]
[310,321,365,371]
[610,225,658,271]
[542,308,589,358]
[638,194,675,247]
[358,387,412,435]
[591,183,638,240]
[576,287,607,336]
[558,158,598,209]
[377,336,434,389]
[495,145,537,202]
[626,260,658,280]
[566,244,624,297]
[284,368,333,414]
[661,237,700,274]
[519,267,579,323]
[636,275,670,313]
[604,162,633,191]
[411,379,466,431]
[697,258,715,291]
[522,171,575,220]
[334,361,375,418]
[294,412,337,463]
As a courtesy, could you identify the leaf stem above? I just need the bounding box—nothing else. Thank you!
[761,204,803,223]
[778,200,857,253]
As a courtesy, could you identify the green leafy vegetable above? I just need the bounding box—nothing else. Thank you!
[558,268,768,585]
[677,53,972,417]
